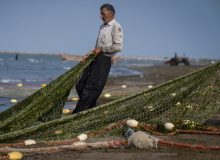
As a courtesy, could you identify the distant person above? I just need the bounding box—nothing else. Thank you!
[15,54,19,60]
[73,3,123,113]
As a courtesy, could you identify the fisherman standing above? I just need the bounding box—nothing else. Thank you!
[73,3,123,113]
[15,53,19,60]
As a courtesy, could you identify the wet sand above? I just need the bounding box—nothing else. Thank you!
[2,65,220,159]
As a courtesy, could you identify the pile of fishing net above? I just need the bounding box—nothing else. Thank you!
[0,55,220,144]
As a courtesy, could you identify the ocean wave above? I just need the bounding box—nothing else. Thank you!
[24,78,53,83]
[27,58,40,63]
[110,67,141,77]
[63,67,71,70]
[0,79,22,83]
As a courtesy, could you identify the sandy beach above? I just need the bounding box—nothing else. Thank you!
[1,65,220,160]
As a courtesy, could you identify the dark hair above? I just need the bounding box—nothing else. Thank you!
[100,3,115,15]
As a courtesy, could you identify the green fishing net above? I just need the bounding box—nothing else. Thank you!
[0,54,95,133]
[0,58,219,143]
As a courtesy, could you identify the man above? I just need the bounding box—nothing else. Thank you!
[73,3,123,113]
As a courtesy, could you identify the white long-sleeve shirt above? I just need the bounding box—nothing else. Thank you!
[95,19,123,57]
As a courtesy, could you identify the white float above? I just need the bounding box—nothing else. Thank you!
[104,93,111,98]
[77,133,88,141]
[164,122,175,131]
[24,139,36,145]
[126,119,139,128]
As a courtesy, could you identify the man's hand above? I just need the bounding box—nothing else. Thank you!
[80,54,89,63]
[80,51,93,63]
[93,48,102,55]
[80,48,102,63]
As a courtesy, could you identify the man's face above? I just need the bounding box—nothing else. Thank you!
[100,8,114,24]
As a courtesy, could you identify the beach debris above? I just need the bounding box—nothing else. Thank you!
[170,92,177,97]
[10,99,18,103]
[16,83,23,87]
[129,131,159,149]
[8,151,23,160]
[164,122,175,132]
[104,93,111,98]
[62,109,72,114]
[124,126,159,149]
[71,97,79,101]
[121,85,127,88]
[147,85,154,89]
[41,83,47,88]
[126,119,139,128]
[24,139,36,146]
[77,133,88,141]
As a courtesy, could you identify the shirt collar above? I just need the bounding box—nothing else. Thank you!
[104,19,115,26]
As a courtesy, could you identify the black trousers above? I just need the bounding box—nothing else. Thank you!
[73,54,112,113]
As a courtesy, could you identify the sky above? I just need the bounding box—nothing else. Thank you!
[0,0,220,59]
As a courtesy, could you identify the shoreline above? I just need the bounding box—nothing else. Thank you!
[1,51,219,62]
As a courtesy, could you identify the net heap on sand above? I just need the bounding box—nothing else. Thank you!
[0,56,220,143]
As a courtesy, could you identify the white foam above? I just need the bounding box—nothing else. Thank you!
[63,67,71,70]
[27,58,39,63]
[0,79,22,83]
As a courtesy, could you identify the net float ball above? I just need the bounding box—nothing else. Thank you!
[164,122,175,131]
[147,85,154,89]
[71,97,79,101]
[24,139,36,145]
[126,119,139,128]
[77,133,88,141]
[41,83,47,88]
[16,83,23,87]
[121,85,127,88]
[10,99,18,103]
[63,109,71,114]
[104,93,111,98]
[8,151,23,160]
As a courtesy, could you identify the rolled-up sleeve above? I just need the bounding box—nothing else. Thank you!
[101,24,123,53]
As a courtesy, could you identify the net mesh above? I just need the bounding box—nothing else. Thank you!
[0,58,220,143]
